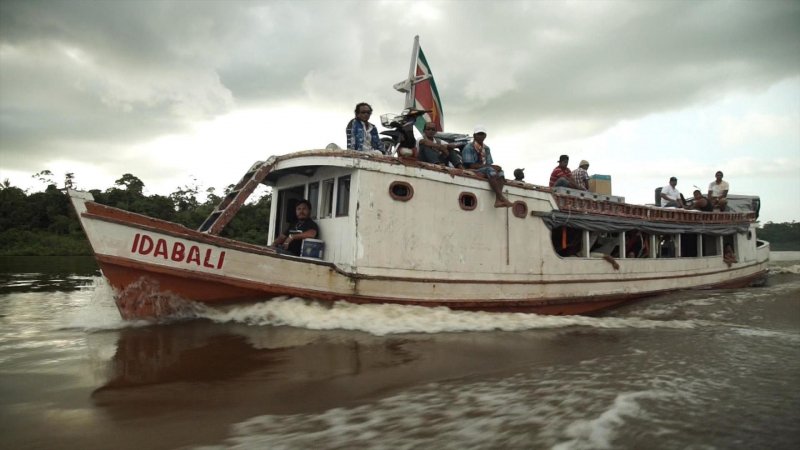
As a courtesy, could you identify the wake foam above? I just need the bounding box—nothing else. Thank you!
[199,297,697,336]
[61,276,147,331]
[770,264,800,274]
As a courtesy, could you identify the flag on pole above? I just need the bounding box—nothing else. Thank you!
[411,46,444,133]
[393,36,445,134]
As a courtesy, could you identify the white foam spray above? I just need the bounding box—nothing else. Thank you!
[199,297,697,336]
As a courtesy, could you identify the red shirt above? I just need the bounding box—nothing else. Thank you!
[549,166,572,187]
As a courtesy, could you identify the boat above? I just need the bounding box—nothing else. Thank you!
[67,38,769,320]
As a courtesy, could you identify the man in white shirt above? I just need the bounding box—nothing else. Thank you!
[708,171,729,211]
[660,176,683,208]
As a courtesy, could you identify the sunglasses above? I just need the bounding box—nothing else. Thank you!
[358,110,372,114]
[424,127,436,131]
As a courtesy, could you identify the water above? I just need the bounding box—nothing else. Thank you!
[0,255,798,450]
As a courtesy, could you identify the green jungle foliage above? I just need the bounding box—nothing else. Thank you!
[757,221,800,251]
[0,172,797,254]
[0,174,271,256]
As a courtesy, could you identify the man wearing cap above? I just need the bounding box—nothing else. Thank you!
[572,160,590,191]
[660,177,684,208]
[549,155,575,188]
[707,171,729,211]
[461,126,513,208]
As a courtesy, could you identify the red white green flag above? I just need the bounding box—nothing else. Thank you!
[394,36,445,134]
[411,45,444,133]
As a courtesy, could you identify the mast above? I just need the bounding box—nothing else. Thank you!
[392,36,439,131]
[405,35,420,109]
[393,35,423,109]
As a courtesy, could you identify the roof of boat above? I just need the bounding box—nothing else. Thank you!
[262,149,759,226]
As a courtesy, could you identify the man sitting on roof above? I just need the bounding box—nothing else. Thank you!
[346,102,383,153]
[572,160,590,191]
[708,171,729,211]
[549,155,576,188]
[461,126,513,208]
[685,190,713,212]
[272,199,319,256]
[417,121,463,168]
[660,176,684,208]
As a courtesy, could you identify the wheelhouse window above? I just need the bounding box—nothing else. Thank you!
[274,185,306,239]
[320,178,334,218]
[307,182,320,219]
[336,176,351,217]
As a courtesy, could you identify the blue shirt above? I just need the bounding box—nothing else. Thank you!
[346,118,382,152]
[461,142,493,166]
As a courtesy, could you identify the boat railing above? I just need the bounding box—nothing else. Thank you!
[553,193,756,223]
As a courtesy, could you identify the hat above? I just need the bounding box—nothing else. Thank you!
[473,125,487,135]
[670,176,677,181]
[579,160,589,167]
[558,155,569,162]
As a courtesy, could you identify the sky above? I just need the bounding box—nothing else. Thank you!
[1,0,798,223]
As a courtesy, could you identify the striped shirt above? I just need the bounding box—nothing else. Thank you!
[549,166,572,187]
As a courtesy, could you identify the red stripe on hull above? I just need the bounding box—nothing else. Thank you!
[96,255,769,320]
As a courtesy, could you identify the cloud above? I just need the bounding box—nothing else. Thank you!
[719,113,799,147]
[1,0,799,222]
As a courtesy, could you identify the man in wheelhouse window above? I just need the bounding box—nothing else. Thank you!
[272,200,319,256]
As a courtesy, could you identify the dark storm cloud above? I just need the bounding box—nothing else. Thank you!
[0,0,246,168]
[0,0,399,170]
[1,0,798,172]
[426,1,800,131]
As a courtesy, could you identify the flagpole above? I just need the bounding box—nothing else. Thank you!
[405,36,420,109]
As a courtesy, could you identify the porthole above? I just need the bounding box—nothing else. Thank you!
[459,192,477,211]
[512,201,528,218]
[389,181,414,201]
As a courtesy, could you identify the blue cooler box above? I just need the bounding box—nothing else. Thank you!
[301,239,324,259]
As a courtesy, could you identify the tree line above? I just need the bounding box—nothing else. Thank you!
[0,171,798,255]
[0,172,270,256]
[756,222,800,251]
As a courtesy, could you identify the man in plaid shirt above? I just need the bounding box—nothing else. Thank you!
[572,160,590,190]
